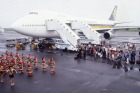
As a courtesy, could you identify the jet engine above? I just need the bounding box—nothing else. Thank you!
[103,29,115,39]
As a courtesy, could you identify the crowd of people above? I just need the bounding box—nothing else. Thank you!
[0,51,55,86]
[76,42,140,71]
[1,41,140,87]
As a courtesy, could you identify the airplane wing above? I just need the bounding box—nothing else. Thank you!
[113,26,140,30]
[101,26,140,39]
[95,26,140,33]
[114,21,133,25]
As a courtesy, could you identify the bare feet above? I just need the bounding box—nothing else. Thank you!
[1,79,4,82]
[11,83,15,86]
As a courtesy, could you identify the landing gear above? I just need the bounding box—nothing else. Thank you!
[38,42,45,49]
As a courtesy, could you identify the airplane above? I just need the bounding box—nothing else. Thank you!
[11,6,118,39]
[1,6,139,50]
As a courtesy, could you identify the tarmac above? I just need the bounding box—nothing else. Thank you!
[0,31,140,93]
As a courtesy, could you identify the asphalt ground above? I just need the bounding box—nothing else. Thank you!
[0,47,140,93]
[0,31,140,93]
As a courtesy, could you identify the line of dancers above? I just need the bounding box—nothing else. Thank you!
[0,51,55,86]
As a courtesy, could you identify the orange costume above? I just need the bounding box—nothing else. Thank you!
[34,57,38,69]
[6,56,10,69]
[27,63,32,76]
[0,65,5,82]
[18,60,24,73]
[1,55,4,62]
[15,53,20,63]
[11,58,16,68]
[27,54,32,63]
[41,58,48,71]
[10,52,14,58]
[21,54,26,65]
[0,61,6,74]
[49,58,55,74]
[5,51,9,56]
[15,53,20,58]
[22,54,25,60]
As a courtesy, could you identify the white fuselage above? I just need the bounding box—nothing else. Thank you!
[11,11,115,38]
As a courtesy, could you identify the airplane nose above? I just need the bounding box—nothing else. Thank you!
[11,20,23,34]
[11,22,19,31]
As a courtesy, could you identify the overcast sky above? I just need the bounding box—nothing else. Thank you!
[0,0,140,27]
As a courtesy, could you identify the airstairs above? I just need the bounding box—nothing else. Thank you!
[71,20,101,44]
[46,19,80,51]
[46,19,101,51]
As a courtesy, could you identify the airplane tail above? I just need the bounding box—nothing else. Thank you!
[109,6,117,21]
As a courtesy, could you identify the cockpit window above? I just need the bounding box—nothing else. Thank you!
[29,12,38,15]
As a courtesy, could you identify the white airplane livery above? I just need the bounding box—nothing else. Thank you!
[5,6,131,50]
[11,6,117,39]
